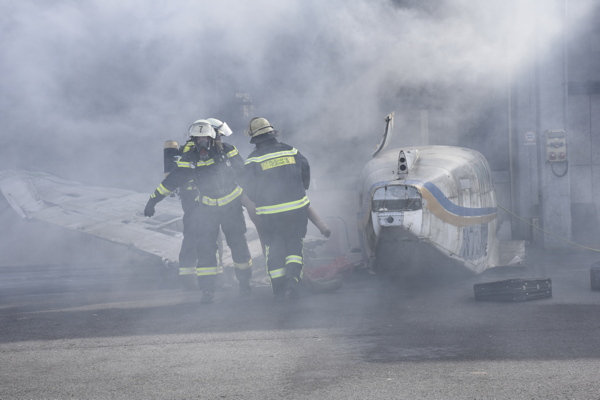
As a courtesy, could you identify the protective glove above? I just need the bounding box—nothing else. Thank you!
[144,197,159,217]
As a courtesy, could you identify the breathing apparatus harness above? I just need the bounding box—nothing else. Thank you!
[214,134,232,167]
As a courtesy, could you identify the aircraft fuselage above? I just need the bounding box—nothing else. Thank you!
[357,145,499,275]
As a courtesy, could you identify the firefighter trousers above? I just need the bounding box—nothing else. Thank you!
[260,207,309,295]
[195,197,252,290]
[178,203,200,277]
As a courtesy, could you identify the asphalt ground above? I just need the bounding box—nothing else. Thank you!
[2,245,600,399]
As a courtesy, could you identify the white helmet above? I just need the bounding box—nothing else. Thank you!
[188,119,216,139]
[207,118,233,137]
[246,117,274,137]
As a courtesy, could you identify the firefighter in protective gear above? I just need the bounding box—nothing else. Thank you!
[162,119,223,292]
[145,120,253,303]
[162,140,202,292]
[242,117,310,302]
[172,118,239,291]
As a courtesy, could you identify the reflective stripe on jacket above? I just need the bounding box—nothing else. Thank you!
[198,186,243,207]
[243,138,310,215]
[149,142,244,205]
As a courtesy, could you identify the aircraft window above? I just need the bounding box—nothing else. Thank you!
[372,185,422,211]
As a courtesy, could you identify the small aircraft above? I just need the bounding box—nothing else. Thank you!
[357,113,524,275]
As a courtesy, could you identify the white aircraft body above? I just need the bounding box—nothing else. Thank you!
[357,114,524,275]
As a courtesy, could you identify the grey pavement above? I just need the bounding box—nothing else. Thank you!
[1,245,600,399]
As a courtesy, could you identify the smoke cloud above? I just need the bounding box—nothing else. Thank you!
[0,0,596,190]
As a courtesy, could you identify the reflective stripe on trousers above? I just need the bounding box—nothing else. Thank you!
[234,260,253,270]
[285,255,303,266]
[196,266,219,276]
[179,267,196,276]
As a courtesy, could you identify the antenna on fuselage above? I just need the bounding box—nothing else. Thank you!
[371,112,394,158]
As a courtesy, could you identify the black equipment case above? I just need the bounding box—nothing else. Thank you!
[474,278,552,302]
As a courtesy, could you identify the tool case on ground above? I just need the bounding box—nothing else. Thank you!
[591,262,600,291]
[474,278,552,302]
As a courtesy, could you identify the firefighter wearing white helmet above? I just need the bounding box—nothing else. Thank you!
[166,119,230,284]
[145,119,252,303]
[242,117,310,302]
[160,120,215,294]
[188,119,215,136]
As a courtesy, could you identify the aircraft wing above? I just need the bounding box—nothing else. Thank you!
[0,170,261,266]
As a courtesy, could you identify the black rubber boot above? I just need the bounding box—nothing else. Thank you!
[200,290,214,305]
[272,276,287,303]
[235,268,252,297]
[285,276,301,301]
[198,275,216,304]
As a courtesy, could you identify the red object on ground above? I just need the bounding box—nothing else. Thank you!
[304,256,354,281]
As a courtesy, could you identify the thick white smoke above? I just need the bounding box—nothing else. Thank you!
[0,0,595,190]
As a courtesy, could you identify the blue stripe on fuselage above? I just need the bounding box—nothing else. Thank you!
[363,180,497,218]
[405,180,497,217]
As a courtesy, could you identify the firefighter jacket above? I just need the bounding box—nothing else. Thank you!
[243,138,310,215]
[150,141,245,207]
[163,139,196,213]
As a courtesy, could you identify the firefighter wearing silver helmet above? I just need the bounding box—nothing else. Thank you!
[145,119,252,304]
[242,117,310,302]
